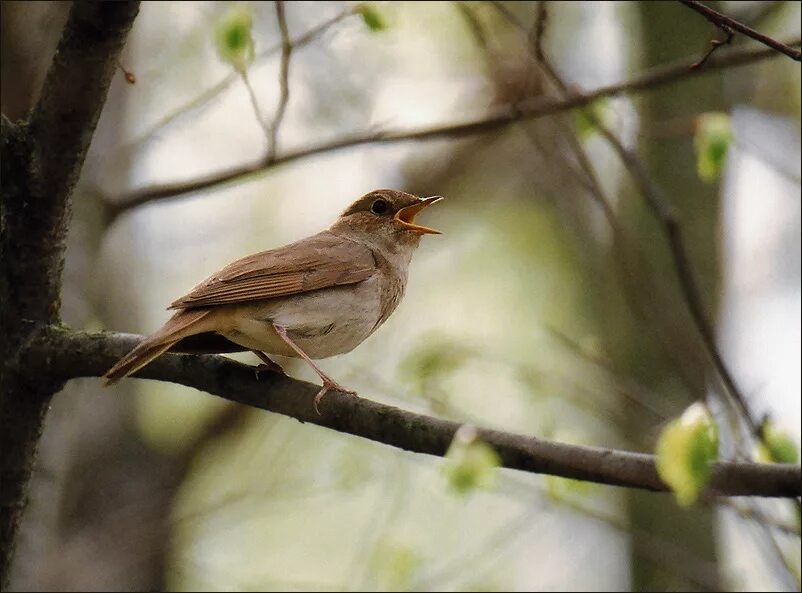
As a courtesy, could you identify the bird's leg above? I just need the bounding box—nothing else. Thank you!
[272,323,357,414]
[252,350,285,380]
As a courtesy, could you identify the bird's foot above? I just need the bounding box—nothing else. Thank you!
[253,359,286,381]
[313,379,358,415]
[252,350,286,381]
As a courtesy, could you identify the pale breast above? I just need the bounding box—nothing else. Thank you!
[218,274,385,359]
[218,245,411,360]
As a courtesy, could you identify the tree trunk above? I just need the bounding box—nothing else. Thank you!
[0,3,140,586]
[612,2,728,590]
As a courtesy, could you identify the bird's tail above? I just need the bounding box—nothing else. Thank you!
[103,309,212,385]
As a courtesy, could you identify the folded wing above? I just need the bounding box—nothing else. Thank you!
[169,231,377,309]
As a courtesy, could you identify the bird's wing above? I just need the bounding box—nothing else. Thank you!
[168,231,376,309]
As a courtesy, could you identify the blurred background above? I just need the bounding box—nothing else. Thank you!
[2,1,800,591]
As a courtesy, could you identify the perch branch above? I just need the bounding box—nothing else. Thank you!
[21,327,802,500]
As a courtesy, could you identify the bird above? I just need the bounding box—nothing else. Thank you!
[103,189,443,412]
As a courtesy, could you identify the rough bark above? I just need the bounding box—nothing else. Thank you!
[15,327,802,499]
[0,2,140,585]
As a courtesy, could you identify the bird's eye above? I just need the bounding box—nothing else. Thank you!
[371,199,389,215]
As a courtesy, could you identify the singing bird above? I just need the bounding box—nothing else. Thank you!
[103,189,443,412]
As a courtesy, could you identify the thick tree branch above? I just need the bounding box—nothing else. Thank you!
[21,327,802,499]
[106,35,801,218]
[0,2,140,586]
[679,0,802,62]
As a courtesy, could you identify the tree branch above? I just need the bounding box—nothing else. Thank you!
[679,0,802,62]
[118,8,355,161]
[106,35,801,218]
[266,0,291,161]
[21,327,802,499]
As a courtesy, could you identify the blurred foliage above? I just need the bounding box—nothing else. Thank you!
[136,383,232,455]
[442,426,501,495]
[655,403,719,507]
[370,540,421,591]
[214,5,254,72]
[573,98,611,141]
[694,111,733,183]
[544,430,600,501]
[755,423,800,465]
[397,331,471,403]
[357,2,388,33]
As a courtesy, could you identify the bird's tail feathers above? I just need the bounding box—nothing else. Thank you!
[103,309,212,385]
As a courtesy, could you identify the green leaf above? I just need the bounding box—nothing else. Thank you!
[356,3,388,32]
[755,424,799,464]
[443,426,501,495]
[573,98,609,140]
[215,6,255,72]
[694,112,732,183]
[655,402,719,506]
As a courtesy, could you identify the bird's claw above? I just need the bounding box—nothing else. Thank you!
[313,380,358,415]
[254,361,286,382]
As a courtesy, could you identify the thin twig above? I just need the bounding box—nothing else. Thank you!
[105,35,801,218]
[691,24,734,70]
[504,2,716,405]
[525,2,764,441]
[240,68,271,141]
[679,0,802,62]
[721,500,801,537]
[595,129,764,436]
[267,0,291,161]
[116,9,355,161]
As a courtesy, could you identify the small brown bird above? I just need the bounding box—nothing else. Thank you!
[104,189,443,411]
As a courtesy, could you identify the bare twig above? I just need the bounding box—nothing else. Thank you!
[117,8,355,160]
[240,68,271,141]
[679,0,802,62]
[106,35,801,218]
[722,500,800,537]
[267,0,291,161]
[691,24,734,70]
[523,2,764,441]
[117,61,136,84]
[20,327,802,499]
[594,129,764,436]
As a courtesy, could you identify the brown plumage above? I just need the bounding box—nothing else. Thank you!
[104,309,212,384]
[103,189,443,411]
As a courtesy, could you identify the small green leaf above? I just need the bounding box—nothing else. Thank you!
[656,402,719,506]
[443,425,501,495]
[357,3,388,32]
[755,424,799,464]
[215,6,255,72]
[573,98,609,140]
[694,112,732,183]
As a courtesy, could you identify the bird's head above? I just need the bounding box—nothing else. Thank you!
[331,189,443,253]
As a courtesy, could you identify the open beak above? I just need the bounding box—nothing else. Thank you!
[394,196,444,235]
